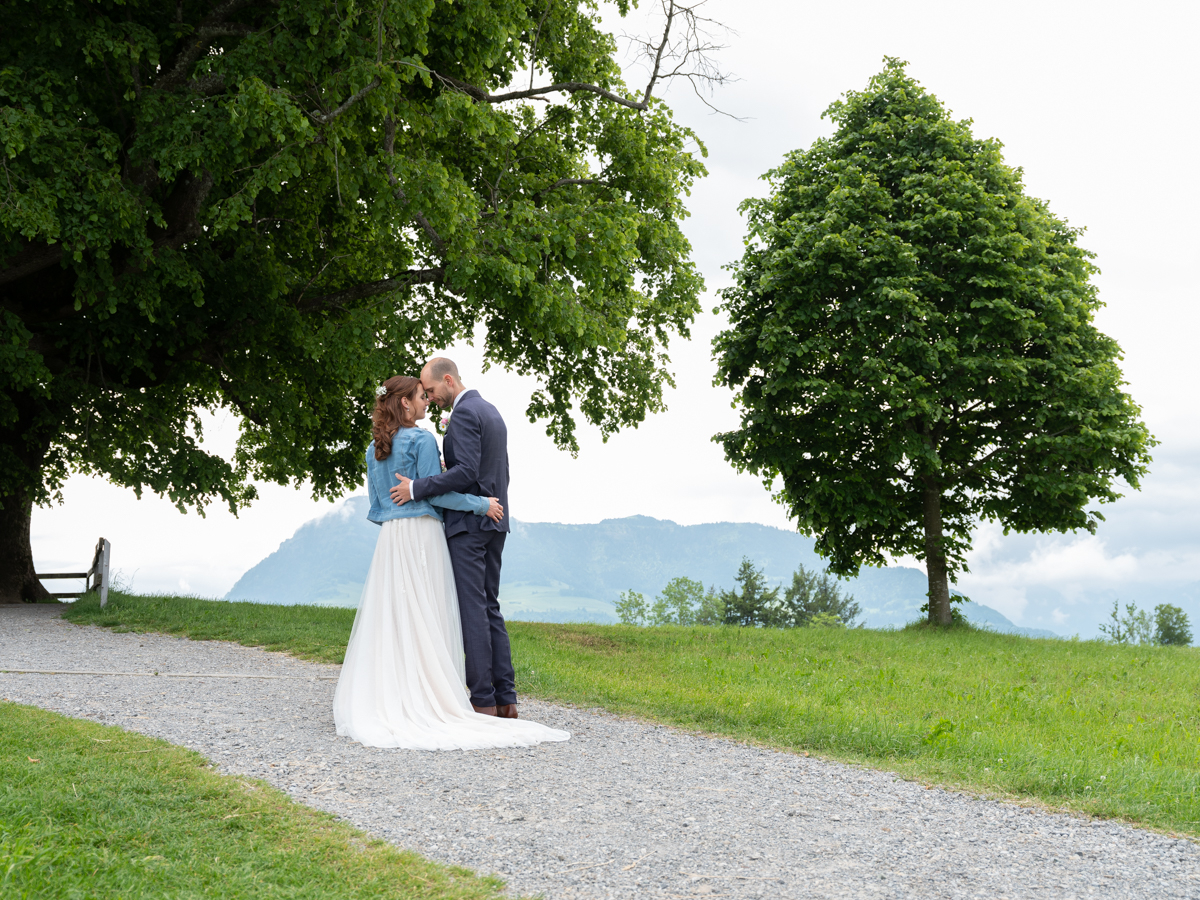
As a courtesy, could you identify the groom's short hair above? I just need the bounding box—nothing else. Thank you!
[427,357,460,382]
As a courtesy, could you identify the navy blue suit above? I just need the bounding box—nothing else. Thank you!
[411,390,515,707]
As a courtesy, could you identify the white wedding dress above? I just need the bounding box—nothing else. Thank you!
[333,516,570,750]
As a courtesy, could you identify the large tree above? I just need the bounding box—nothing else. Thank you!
[713,60,1154,625]
[0,0,712,601]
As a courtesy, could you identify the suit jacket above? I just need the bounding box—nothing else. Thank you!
[411,389,510,537]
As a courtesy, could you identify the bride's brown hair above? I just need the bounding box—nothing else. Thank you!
[372,375,421,460]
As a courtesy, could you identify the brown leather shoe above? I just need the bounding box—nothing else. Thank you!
[496,704,519,719]
[472,705,497,716]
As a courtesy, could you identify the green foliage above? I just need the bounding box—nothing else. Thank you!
[720,557,780,627]
[694,584,726,626]
[1099,600,1193,647]
[622,577,721,626]
[1155,603,1193,647]
[805,611,845,629]
[713,58,1154,620]
[0,0,705,524]
[0,701,508,899]
[623,563,858,630]
[716,559,860,629]
[615,589,649,626]
[780,564,860,627]
[650,575,704,625]
[922,718,956,747]
[1099,600,1155,645]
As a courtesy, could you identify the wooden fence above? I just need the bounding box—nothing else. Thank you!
[36,538,111,607]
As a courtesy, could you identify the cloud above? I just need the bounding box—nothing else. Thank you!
[978,533,1138,591]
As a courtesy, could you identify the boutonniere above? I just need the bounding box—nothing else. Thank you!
[434,409,451,436]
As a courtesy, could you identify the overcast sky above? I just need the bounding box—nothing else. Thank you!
[33,0,1200,636]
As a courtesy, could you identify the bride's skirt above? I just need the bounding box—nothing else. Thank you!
[333,516,570,750]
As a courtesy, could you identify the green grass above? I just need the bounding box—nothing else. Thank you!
[64,591,356,665]
[63,591,1200,837]
[0,701,510,900]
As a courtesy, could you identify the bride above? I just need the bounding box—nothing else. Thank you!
[333,375,570,751]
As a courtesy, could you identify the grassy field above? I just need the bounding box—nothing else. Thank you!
[63,591,1200,837]
[0,701,508,900]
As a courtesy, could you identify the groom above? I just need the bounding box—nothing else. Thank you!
[389,358,518,719]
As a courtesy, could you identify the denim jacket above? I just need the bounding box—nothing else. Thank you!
[366,427,489,525]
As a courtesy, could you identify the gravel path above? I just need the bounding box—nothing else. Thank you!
[3,604,1199,899]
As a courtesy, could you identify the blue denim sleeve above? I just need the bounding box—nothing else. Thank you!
[410,404,481,500]
[365,446,383,525]
[413,431,489,515]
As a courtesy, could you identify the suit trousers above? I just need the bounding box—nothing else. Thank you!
[446,529,516,708]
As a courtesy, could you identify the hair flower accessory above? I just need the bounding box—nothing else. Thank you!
[375,384,388,397]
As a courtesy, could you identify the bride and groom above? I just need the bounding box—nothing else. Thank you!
[333,358,569,750]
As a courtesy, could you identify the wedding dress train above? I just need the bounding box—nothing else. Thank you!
[333,516,570,750]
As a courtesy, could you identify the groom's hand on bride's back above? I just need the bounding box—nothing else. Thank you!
[391,474,412,505]
[485,498,504,522]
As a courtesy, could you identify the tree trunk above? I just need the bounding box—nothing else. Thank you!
[0,388,60,603]
[921,477,952,625]
[0,486,50,603]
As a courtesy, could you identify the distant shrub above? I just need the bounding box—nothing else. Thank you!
[619,578,725,627]
[782,564,860,627]
[694,585,726,626]
[649,576,705,626]
[720,558,781,627]
[1099,600,1192,646]
[618,560,857,630]
[1154,603,1193,646]
[806,611,845,629]
[615,590,649,626]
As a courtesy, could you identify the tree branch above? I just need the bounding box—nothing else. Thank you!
[0,243,65,288]
[140,168,214,259]
[435,73,649,111]
[527,0,553,91]
[156,0,262,91]
[642,0,676,106]
[624,0,740,116]
[532,177,606,202]
[952,444,1008,480]
[310,77,382,126]
[157,24,255,90]
[382,117,447,255]
[216,371,268,428]
[188,72,228,95]
[432,1,735,115]
[297,268,444,311]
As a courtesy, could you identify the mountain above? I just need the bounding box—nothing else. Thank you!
[227,497,382,608]
[225,498,1059,638]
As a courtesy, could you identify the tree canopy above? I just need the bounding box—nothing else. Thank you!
[713,59,1154,624]
[0,0,708,600]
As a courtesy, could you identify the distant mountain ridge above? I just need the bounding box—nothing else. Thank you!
[226,498,1059,638]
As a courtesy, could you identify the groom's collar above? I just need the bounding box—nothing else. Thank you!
[450,388,480,409]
